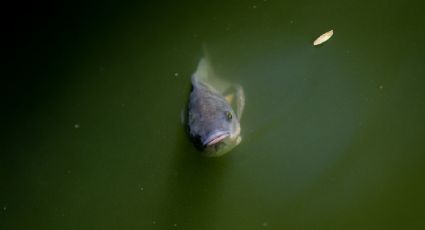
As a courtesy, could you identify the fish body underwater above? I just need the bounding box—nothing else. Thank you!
[188,58,245,157]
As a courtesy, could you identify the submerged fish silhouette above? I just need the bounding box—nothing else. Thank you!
[188,58,245,157]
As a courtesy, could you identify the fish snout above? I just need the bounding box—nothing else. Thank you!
[203,131,230,146]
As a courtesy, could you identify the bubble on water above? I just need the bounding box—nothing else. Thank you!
[174,73,179,77]
[140,187,144,191]
[379,85,384,90]
[152,221,156,225]
[252,5,257,9]
[262,221,268,227]
[3,206,7,211]
[173,223,178,227]
[74,124,80,129]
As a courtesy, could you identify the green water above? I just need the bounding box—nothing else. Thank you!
[2,0,425,229]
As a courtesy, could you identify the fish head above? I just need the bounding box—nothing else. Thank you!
[188,57,244,157]
[201,109,242,157]
[189,95,242,157]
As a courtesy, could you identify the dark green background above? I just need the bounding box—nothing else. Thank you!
[2,0,425,229]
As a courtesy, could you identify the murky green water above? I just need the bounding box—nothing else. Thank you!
[2,0,425,229]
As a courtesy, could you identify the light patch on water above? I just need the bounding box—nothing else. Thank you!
[3,205,7,211]
[74,124,80,129]
[140,187,144,191]
[174,72,179,77]
[262,221,268,227]
[173,223,178,227]
[180,109,185,125]
[379,85,384,90]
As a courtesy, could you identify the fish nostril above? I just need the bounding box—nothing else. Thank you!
[225,111,232,121]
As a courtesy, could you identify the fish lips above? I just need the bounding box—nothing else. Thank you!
[203,131,230,146]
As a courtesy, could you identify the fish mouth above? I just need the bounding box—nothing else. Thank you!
[204,131,230,146]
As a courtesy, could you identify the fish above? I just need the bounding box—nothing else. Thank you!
[313,29,334,46]
[187,57,245,157]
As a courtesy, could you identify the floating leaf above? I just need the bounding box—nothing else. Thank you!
[313,30,333,46]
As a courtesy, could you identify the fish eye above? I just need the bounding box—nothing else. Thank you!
[225,111,232,121]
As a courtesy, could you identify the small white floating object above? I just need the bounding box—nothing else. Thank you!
[313,29,333,46]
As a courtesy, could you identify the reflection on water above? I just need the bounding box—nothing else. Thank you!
[2,0,425,229]
[159,131,230,229]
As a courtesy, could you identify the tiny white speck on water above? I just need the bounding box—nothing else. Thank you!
[252,5,257,8]
[173,223,178,227]
[379,85,384,90]
[3,206,7,211]
[174,72,179,77]
[262,221,268,227]
[74,124,80,129]
[140,187,144,191]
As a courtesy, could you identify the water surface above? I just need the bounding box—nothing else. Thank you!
[2,0,425,229]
